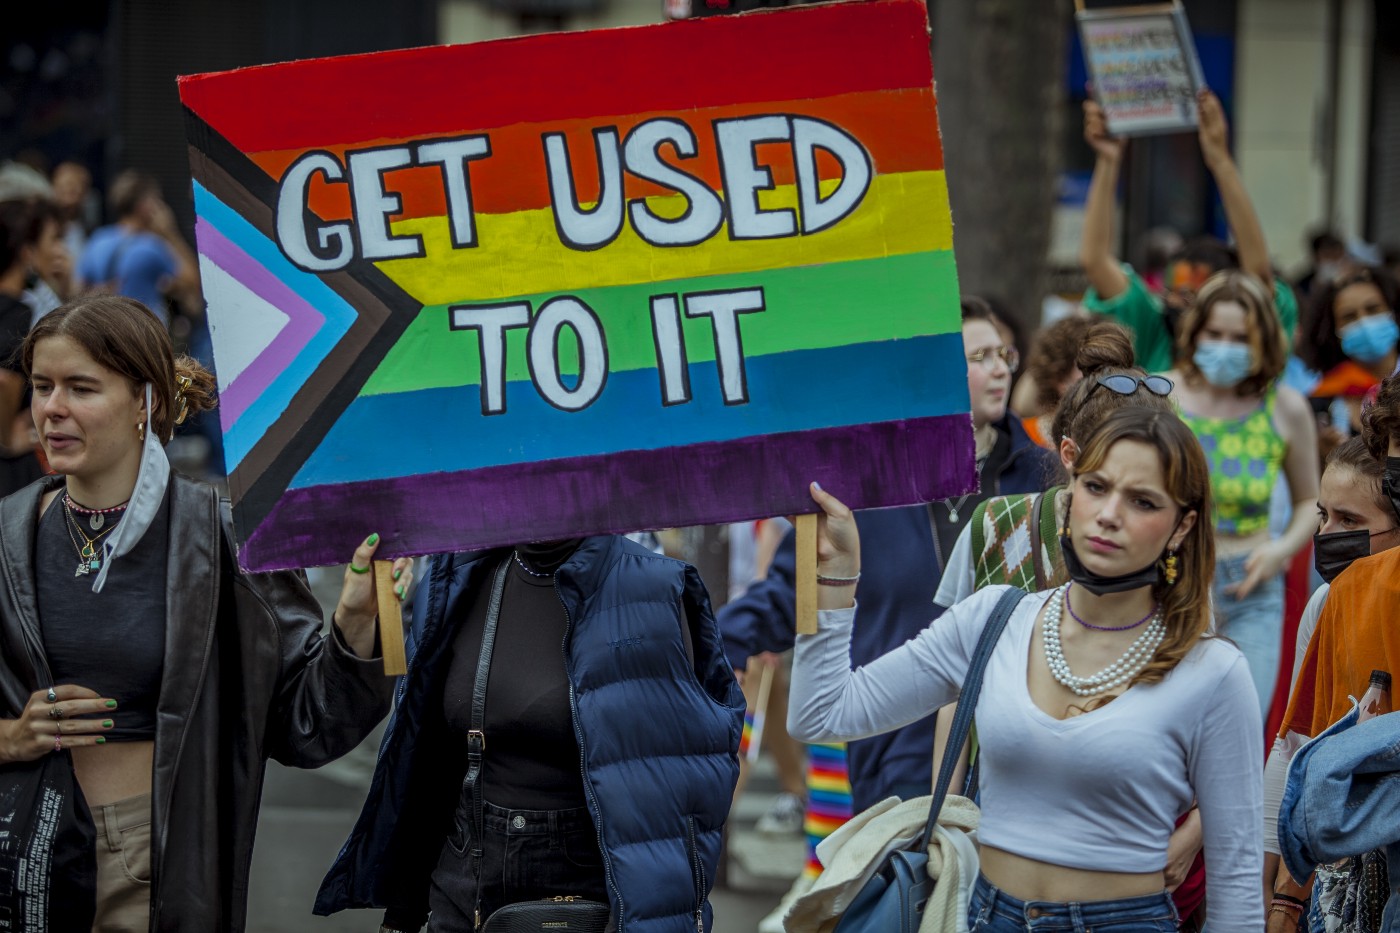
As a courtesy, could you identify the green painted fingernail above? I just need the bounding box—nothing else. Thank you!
[105,700,117,709]
[96,737,106,744]
[366,533,379,546]
[393,568,402,580]
[395,585,405,598]
[102,720,113,728]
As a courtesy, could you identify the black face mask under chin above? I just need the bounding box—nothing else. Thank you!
[1059,533,1163,596]
[1312,529,1372,584]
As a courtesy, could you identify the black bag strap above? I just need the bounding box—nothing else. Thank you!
[465,559,511,927]
[918,586,1027,849]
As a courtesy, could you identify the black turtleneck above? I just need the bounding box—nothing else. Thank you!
[441,541,586,810]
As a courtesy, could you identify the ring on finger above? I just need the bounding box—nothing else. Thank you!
[45,687,57,703]
[48,704,63,721]
[53,735,61,753]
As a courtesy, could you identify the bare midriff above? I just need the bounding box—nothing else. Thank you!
[979,845,1165,902]
[73,741,153,806]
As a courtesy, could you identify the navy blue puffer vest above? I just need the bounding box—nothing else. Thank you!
[315,536,744,933]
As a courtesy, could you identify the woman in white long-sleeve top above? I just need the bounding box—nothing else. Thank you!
[789,407,1265,932]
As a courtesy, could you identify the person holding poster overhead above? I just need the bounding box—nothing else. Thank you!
[1079,88,1300,374]
[788,406,1264,931]
[0,294,411,932]
[315,537,744,933]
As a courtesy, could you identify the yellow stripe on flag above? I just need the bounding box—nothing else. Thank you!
[377,170,951,306]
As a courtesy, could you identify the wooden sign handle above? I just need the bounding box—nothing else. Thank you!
[374,560,407,676]
[795,513,818,635]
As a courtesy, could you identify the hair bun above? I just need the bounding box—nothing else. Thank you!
[1074,321,1135,377]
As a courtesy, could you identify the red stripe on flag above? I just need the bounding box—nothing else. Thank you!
[179,0,933,154]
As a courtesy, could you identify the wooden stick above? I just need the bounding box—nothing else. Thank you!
[374,560,407,676]
[795,513,818,635]
[746,661,776,763]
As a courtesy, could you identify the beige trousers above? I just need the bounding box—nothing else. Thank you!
[92,792,151,933]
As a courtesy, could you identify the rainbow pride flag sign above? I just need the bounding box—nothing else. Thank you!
[179,0,973,572]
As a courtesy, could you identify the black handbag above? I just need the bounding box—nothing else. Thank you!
[469,561,610,933]
[0,749,98,931]
[481,896,610,932]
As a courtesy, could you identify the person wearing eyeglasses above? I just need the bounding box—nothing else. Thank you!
[1168,271,1320,718]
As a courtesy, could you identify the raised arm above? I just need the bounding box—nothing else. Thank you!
[787,484,986,743]
[1197,89,1272,286]
[1079,99,1131,301]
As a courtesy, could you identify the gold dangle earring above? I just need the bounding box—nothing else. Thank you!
[136,420,145,442]
[1162,549,1180,586]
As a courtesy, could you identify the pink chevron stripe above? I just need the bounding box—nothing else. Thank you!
[196,218,325,426]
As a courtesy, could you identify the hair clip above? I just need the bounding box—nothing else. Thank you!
[173,374,193,426]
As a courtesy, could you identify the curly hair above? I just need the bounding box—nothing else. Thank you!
[1026,317,1094,413]
[1361,373,1400,462]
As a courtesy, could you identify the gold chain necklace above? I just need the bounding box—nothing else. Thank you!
[62,499,119,577]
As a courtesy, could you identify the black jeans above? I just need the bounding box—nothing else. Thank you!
[428,799,609,932]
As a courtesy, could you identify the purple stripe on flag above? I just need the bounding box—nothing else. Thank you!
[236,414,975,572]
[196,218,325,425]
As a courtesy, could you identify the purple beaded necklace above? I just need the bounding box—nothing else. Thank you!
[1064,582,1157,632]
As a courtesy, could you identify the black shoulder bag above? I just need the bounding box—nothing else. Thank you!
[470,560,610,933]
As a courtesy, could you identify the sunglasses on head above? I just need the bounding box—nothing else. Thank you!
[1092,374,1174,397]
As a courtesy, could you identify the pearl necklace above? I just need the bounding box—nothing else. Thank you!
[1042,584,1165,697]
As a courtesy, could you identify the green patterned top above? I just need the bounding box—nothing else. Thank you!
[1178,389,1283,536]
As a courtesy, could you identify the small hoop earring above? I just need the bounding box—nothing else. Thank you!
[136,421,146,442]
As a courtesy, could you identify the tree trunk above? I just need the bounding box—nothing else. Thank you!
[932,0,1070,338]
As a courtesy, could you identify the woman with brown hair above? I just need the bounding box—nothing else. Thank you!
[789,407,1263,931]
[0,294,411,931]
[1168,269,1319,716]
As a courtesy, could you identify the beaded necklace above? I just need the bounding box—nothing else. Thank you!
[1041,584,1165,697]
[64,494,129,532]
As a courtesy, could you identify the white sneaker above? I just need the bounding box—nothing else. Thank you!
[757,871,815,933]
[755,793,805,836]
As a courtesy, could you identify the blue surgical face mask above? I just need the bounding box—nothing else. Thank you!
[1192,340,1254,388]
[1339,314,1399,364]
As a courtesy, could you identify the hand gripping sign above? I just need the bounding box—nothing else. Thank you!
[179,0,976,591]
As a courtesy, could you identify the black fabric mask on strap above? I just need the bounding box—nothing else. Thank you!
[1312,529,1372,584]
[1059,533,1162,596]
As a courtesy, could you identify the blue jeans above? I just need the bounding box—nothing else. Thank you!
[1211,550,1285,715]
[428,799,608,932]
[969,875,1179,932]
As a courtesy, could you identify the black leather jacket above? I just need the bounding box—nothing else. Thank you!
[0,473,393,931]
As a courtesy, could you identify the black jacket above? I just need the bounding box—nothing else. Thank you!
[0,473,392,932]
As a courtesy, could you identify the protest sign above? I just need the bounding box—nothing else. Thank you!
[179,0,973,572]
[1077,1,1205,137]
